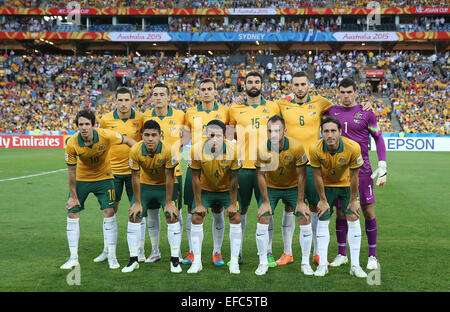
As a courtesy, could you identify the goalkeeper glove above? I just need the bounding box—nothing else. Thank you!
[371,161,387,186]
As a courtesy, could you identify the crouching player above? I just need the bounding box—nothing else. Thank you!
[188,120,243,274]
[309,117,367,278]
[255,115,310,276]
[123,120,182,273]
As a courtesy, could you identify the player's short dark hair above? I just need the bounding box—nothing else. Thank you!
[152,83,169,95]
[292,71,308,79]
[321,116,341,131]
[75,109,96,127]
[338,78,357,91]
[199,78,216,89]
[268,115,286,129]
[142,119,161,134]
[245,71,263,83]
[206,119,226,135]
[116,86,133,99]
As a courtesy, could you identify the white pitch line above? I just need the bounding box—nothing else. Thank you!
[0,168,67,182]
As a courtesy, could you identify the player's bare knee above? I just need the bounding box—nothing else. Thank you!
[103,208,115,218]
[68,212,80,219]
[346,214,359,222]
[297,215,310,226]
[258,215,271,225]
[336,208,346,219]
[129,217,141,223]
[191,213,203,225]
[309,204,318,213]
[187,206,192,214]
[211,207,223,214]
[229,212,241,224]
[284,204,293,213]
[241,206,249,215]
[166,217,179,224]
[362,204,375,220]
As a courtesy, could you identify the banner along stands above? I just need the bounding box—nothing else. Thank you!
[370,137,450,152]
[0,135,64,148]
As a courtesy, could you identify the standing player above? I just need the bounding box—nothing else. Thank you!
[229,71,280,266]
[182,78,230,267]
[309,117,367,278]
[254,115,312,276]
[123,120,182,273]
[95,87,145,264]
[325,78,386,270]
[187,120,242,274]
[276,71,372,266]
[142,83,185,264]
[61,109,136,270]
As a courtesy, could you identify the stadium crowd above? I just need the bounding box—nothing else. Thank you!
[1,51,448,135]
[2,0,449,8]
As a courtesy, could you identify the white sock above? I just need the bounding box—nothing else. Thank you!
[267,217,274,254]
[299,223,313,265]
[256,223,269,265]
[148,209,160,254]
[167,222,182,258]
[67,217,79,259]
[316,220,330,266]
[282,210,295,255]
[212,211,225,255]
[178,211,183,257]
[240,213,247,256]
[127,221,141,257]
[311,211,319,255]
[102,221,108,254]
[190,223,203,264]
[229,223,242,263]
[104,215,117,258]
[139,217,146,253]
[186,213,193,252]
[347,219,362,267]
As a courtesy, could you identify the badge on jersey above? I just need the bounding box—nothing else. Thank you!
[115,132,122,139]
[357,155,363,165]
[129,159,133,168]
[65,153,69,162]
[171,156,178,166]
[301,153,307,163]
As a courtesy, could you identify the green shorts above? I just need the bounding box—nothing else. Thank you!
[132,184,180,219]
[192,190,242,214]
[148,177,182,210]
[257,187,307,217]
[320,186,352,221]
[184,167,193,208]
[67,179,115,214]
[113,174,133,203]
[305,165,320,207]
[238,168,260,207]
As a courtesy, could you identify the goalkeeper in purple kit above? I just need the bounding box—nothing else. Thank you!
[324,78,386,270]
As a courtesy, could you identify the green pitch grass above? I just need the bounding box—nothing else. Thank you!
[0,149,449,292]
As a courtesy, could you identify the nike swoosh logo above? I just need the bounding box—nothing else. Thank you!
[334,113,340,115]
[111,126,117,128]
[286,107,293,110]
[303,234,312,237]
[317,235,326,238]
[240,111,247,114]
[173,232,181,235]
[256,234,264,237]
[108,202,114,205]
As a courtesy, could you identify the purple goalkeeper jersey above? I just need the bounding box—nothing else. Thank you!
[325,104,386,176]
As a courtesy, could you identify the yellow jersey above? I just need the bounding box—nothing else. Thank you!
[129,140,179,186]
[277,95,333,160]
[99,109,143,175]
[143,105,185,177]
[309,136,363,187]
[65,128,124,182]
[229,97,280,169]
[185,102,229,146]
[189,138,241,192]
[255,137,308,189]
